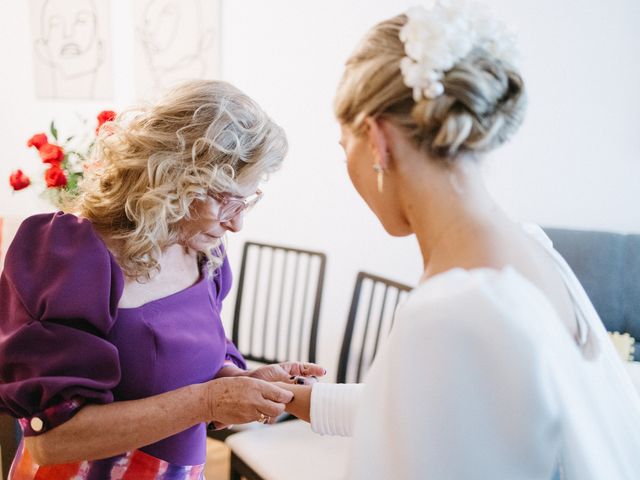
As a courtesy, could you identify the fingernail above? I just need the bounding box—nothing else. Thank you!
[296,377,305,385]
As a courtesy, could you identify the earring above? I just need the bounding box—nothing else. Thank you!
[372,164,384,193]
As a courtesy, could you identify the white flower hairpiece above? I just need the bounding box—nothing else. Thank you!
[399,0,518,102]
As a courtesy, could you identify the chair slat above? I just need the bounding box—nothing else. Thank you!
[231,242,326,366]
[339,272,412,383]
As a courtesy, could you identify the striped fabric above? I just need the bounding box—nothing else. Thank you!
[9,441,205,480]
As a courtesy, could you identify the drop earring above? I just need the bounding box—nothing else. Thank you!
[372,164,384,193]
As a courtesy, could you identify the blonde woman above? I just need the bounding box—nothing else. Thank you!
[283,3,640,479]
[0,80,323,479]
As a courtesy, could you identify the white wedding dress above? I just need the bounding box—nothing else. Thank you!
[311,225,640,479]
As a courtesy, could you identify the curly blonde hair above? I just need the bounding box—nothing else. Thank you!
[67,80,287,280]
[335,14,526,160]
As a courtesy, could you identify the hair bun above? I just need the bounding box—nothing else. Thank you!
[410,48,526,158]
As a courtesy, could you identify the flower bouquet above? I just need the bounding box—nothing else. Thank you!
[9,110,116,208]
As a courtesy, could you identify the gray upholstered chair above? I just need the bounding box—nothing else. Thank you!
[544,227,640,360]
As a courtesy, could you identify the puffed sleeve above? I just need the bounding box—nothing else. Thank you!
[210,249,246,370]
[0,212,124,435]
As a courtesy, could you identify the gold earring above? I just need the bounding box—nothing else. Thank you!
[372,164,384,193]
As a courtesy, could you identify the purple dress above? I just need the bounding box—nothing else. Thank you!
[0,212,246,474]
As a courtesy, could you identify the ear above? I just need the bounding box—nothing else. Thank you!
[364,117,390,169]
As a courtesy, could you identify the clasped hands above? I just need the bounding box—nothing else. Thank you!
[206,361,324,429]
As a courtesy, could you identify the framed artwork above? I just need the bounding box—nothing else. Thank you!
[133,0,222,98]
[29,0,113,99]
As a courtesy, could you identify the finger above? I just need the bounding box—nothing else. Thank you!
[260,382,294,404]
[277,362,305,375]
[289,375,318,385]
[299,363,327,377]
[258,365,290,382]
[210,421,231,430]
[257,399,287,418]
[268,366,292,382]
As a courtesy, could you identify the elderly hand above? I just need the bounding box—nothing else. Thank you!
[248,362,326,385]
[204,376,293,427]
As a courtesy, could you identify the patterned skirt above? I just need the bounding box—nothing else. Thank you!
[9,441,205,480]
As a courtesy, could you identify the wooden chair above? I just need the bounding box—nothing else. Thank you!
[226,272,411,480]
[208,241,327,442]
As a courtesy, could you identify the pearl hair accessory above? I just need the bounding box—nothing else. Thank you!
[399,0,518,102]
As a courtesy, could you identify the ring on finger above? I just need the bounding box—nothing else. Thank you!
[258,413,270,424]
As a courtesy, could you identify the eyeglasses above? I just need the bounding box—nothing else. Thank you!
[209,189,263,223]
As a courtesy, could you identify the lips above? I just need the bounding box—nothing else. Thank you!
[60,43,82,57]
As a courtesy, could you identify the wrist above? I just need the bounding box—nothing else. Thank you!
[192,382,216,424]
[284,384,312,422]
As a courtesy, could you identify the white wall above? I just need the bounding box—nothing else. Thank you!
[1,0,639,377]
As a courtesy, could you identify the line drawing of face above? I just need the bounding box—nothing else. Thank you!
[138,0,214,88]
[35,0,103,79]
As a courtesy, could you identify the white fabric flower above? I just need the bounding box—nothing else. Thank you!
[399,0,518,101]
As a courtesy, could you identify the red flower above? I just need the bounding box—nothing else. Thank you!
[96,110,116,134]
[27,133,49,150]
[44,165,67,188]
[9,170,31,191]
[39,143,65,165]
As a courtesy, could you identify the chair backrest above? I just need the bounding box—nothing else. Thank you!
[1,415,20,479]
[337,272,412,383]
[544,228,640,361]
[231,241,327,365]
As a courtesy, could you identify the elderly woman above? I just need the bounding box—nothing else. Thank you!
[282,2,640,479]
[0,80,323,479]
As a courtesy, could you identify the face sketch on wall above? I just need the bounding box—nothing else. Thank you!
[33,0,104,98]
[138,0,215,89]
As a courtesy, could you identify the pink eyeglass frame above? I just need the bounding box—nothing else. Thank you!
[208,189,263,223]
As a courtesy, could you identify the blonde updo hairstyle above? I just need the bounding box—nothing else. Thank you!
[335,14,526,160]
[71,80,287,280]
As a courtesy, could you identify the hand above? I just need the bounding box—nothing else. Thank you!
[248,362,326,385]
[203,376,294,426]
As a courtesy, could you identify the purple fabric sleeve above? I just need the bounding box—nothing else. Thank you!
[18,397,86,436]
[212,247,233,309]
[210,248,246,370]
[224,339,247,370]
[0,212,124,435]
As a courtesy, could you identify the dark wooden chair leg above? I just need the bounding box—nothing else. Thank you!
[1,415,20,480]
[229,455,242,480]
[229,451,264,480]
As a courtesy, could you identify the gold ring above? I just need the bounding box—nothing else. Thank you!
[258,413,269,424]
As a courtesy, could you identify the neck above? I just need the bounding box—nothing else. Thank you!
[399,157,508,280]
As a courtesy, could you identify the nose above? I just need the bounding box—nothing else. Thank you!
[221,212,244,233]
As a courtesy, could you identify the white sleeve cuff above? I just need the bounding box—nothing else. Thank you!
[310,383,364,437]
